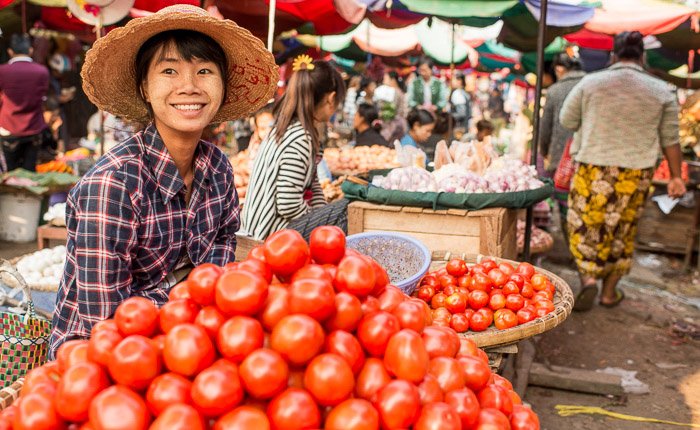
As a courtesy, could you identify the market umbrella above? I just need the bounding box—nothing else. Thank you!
[214,0,303,41]
[264,0,355,35]
[585,0,696,35]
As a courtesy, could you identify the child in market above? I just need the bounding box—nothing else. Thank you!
[242,57,348,241]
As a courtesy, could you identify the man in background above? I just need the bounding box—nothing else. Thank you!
[0,34,50,172]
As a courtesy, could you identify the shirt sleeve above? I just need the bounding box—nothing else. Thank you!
[275,143,312,220]
[70,171,138,333]
[207,172,240,264]
[407,84,418,108]
[659,93,680,148]
[559,83,583,131]
[437,81,449,110]
[310,175,327,208]
[540,97,555,157]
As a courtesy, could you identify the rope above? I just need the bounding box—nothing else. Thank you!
[556,405,700,428]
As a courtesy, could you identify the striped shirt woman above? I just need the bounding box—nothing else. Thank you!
[241,121,326,240]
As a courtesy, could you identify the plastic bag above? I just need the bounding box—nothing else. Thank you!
[393,140,427,168]
[379,167,437,192]
[433,140,453,171]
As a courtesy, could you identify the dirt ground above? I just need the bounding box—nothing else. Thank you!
[524,219,700,430]
[1,221,698,429]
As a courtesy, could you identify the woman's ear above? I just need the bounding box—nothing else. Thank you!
[327,91,337,107]
[140,82,150,103]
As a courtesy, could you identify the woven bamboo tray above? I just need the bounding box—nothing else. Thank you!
[429,251,574,349]
[0,378,23,411]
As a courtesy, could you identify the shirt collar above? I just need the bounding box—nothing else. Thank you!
[141,123,212,205]
[610,62,644,72]
[8,56,32,64]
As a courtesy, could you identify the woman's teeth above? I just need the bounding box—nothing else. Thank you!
[173,104,203,111]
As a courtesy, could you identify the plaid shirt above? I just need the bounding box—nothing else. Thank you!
[50,123,239,358]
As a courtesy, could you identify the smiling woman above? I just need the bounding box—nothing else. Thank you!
[49,5,278,358]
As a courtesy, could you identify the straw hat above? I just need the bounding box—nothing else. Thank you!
[81,4,278,123]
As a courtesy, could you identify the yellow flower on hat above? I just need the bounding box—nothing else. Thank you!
[292,54,315,72]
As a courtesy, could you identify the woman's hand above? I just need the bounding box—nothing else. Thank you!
[667,177,687,198]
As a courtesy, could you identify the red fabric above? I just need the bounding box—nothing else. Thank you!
[217,0,302,40]
[0,0,14,9]
[133,0,198,12]
[554,138,575,191]
[564,28,613,51]
[268,0,354,35]
[0,60,49,136]
[367,9,423,29]
[585,0,695,35]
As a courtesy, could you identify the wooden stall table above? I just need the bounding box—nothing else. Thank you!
[36,225,68,250]
[347,201,518,259]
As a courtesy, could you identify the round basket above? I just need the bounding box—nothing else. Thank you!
[429,251,574,348]
[0,378,23,411]
[347,232,431,296]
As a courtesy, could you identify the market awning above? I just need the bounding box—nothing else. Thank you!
[585,0,697,35]
[264,0,355,35]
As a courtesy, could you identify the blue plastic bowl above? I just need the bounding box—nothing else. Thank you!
[346,232,431,296]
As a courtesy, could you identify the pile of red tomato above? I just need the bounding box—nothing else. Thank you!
[414,258,557,333]
[1,227,540,430]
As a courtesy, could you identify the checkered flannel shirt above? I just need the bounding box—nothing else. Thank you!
[49,123,239,358]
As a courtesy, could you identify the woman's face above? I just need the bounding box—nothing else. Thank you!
[353,111,365,130]
[412,122,434,143]
[141,45,224,139]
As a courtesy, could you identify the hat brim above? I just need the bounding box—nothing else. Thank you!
[81,8,279,124]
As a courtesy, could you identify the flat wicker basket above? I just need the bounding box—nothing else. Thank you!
[0,378,23,411]
[429,251,574,348]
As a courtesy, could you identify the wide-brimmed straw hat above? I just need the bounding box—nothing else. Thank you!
[81,4,278,123]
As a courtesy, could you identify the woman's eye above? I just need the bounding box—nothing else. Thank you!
[162,68,176,75]
[199,68,214,75]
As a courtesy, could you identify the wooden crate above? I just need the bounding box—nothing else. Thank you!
[636,185,698,255]
[347,201,517,258]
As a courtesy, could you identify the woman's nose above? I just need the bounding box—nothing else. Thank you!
[176,72,202,94]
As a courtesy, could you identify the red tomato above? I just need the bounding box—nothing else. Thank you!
[267,388,321,430]
[481,260,498,273]
[431,292,448,309]
[421,326,459,358]
[450,313,470,332]
[291,264,333,284]
[530,274,548,291]
[475,408,511,430]
[502,281,520,296]
[446,259,468,277]
[520,283,535,298]
[22,365,59,397]
[378,285,405,313]
[89,386,150,430]
[355,358,391,402]
[428,357,466,393]
[248,245,267,262]
[150,404,205,430]
[146,373,192,416]
[374,380,421,429]
[159,299,200,333]
[492,374,514,391]
[163,323,216,377]
[194,306,226,339]
[478,385,514,417]
[498,262,515,277]
[458,275,471,290]
[288,278,336,321]
[108,335,161,391]
[263,230,310,278]
[414,402,462,430]
[309,225,346,265]
[368,256,391,297]
[457,337,479,358]
[191,359,243,417]
[334,255,376,298]
[417,286,435,303]
[325,399,379,430]
[217,316,264,362]
[432,306,451,322]
[326,292,363,332]
[445,388,480,429]
[509,273,525,288]
[517,306,536,325]
[505,294,525,312]
[214,406,270,430]
[510,404,541,430]
[87,327,123,367]
[187,264,223,306]
[493,308,518,330]
[237,258,273,284]
[469,290,490,310]
[168,282,192,301]
[392,300,426,333]
[490,288,503,298]
[421,275,439,289]
[488,269,508,288]
[470,308,492,332]
[534,299,555,314]
[325,331,366,374]
[361,295,381,315]
[114,297,159,338]
[445,292,467,313]
[357,311,400,357]
[384,329,429,383]
[457,355,491,392]
[215,270,269,317]
[304,353,355,406]
[417,374,443,404]
[260,284,289,331]
[489,293,506,311]
[439,274,457,289]
[270,314,325,366]
[239,348,289,399]
[516,262,535,279]
[55,362,109,422]
[13,392,65,430]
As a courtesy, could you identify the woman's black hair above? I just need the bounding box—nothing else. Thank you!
[453,72,466,88]
[357,103,381,131]
[407,108,436,128]
[553,53,583,71]
[476,119,494,133]
[387,71,405,92]
[614,31,644,60]
[416,57,435,70]
[360,76,377,93]
[135,30,229,118]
